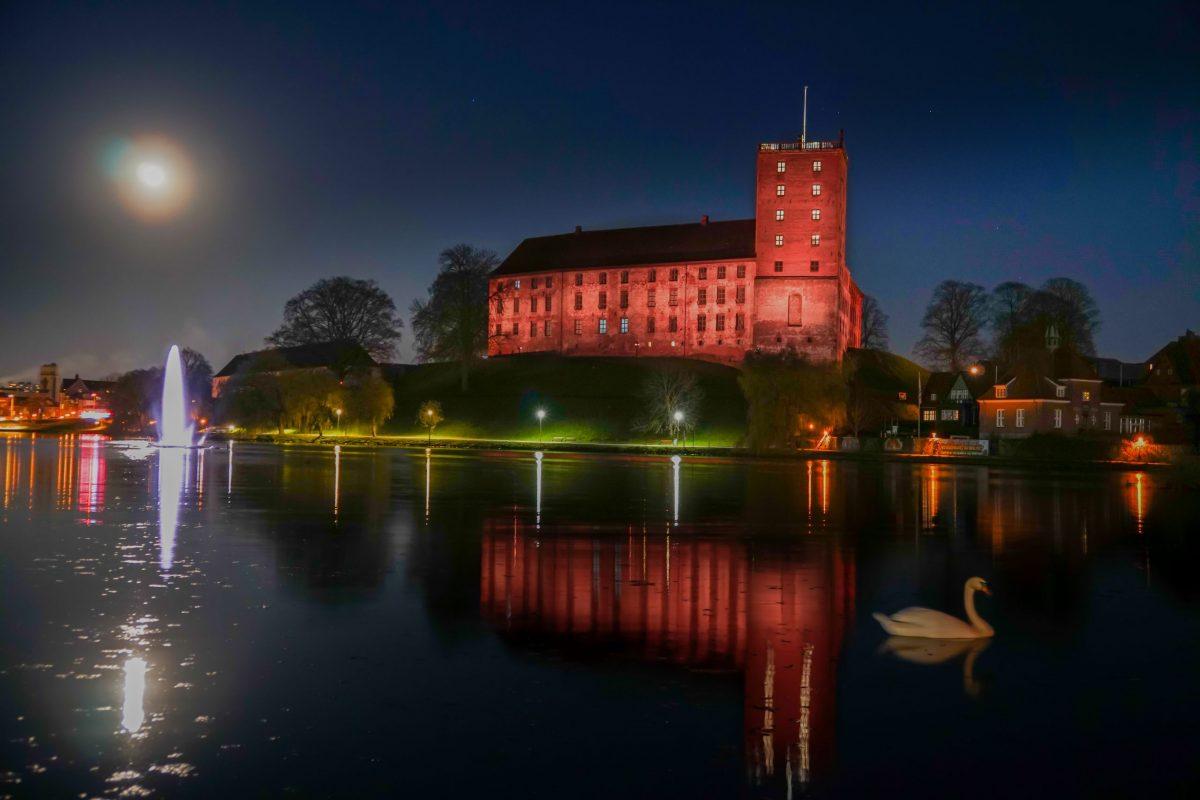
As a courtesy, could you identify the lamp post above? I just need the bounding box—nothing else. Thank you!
[673,410,685,448]
[426,408,434,445]
[335,407,342,434]
[536,408,546,442]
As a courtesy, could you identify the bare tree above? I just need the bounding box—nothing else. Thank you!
[914,280,988,370]
[267,277,404,361]
[1038,277,1101,355]
[859,295,890,351]
[637,368,703,441]
[409,245,498,392]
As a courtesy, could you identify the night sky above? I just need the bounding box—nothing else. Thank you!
[1,0,1196,379]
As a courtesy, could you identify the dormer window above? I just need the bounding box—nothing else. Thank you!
[996,385,1008,399]
[1055,385,1065,398]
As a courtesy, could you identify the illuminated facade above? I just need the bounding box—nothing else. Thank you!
[487,133,863,364]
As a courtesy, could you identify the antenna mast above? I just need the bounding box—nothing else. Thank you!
[801,86,809,144]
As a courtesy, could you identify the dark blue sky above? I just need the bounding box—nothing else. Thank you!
[1,0,1196,378]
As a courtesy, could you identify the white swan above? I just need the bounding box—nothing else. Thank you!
[872,577,994,639]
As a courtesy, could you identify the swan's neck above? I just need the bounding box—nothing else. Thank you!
[964,586,992,634]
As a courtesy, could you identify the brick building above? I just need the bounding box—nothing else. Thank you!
[487,133,863,364]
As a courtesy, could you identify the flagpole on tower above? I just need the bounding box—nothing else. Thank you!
[802,85,808,144]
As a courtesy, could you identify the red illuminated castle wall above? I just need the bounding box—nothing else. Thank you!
[487,134,863,363]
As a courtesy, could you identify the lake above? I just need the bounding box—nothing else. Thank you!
[1,434,1197,798]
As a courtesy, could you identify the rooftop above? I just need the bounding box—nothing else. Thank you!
[492,218,756,278]
[214,341,375,378]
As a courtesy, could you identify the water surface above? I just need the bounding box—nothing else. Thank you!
[1,434,1197,797]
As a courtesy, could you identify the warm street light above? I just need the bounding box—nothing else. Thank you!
[536,408,547,441]
[673,410,685,447]
[335,407,342,433]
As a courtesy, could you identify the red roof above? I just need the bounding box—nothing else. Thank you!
[492,219,756,277]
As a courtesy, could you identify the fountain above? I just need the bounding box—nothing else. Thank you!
[158,345,195,448]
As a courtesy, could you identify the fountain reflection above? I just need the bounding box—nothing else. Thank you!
[480,522,854,792]
[158,448,186,571]
[227,439,234,496]
[122,657,147,733]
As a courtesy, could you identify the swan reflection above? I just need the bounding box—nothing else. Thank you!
[157,448,186,571]
[122,657,147,733]
[879,637,991,697]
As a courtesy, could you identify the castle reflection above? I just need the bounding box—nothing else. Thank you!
[480,520,854,791]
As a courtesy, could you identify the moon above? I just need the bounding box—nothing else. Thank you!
[108,135,194,222]
[136,161,168,189]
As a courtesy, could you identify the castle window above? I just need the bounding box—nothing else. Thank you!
[812,184,821,196]
[776,184,786,197]
[620,290,628,309]
[809,260,819,272]
[494,323,501,336]
[716,287,726,305]
[496,298,505,313]
[598,319,608,334]
[736,285,746,303]
[698,288,707,305]
[530,296,537,313]
[574,292,582,310]
[575,273,583,286]
[514,280,521,289]
[531,277,540,289]
[620,317,629,334]
[775,235,784,246]
[574,319,582,335]
[513,322,520,335]
[811,234,820,246]
[811,209,821,221]
[647,289,656,307]
[698,266,708,280]
[788,294,803,327]
[648,269,656,282]
[669,268,679,281]
[546,276,553,288]
[716,314,725,332]
[598,291,607,310]
[735,313,745,331]
[717,265,726,279]
[530,321,538,337]
[620,270,629,284]
[775,209,785,221]
[777,160,786,173]
[669,316,678,332]
[669,288,679,306]
[648,317,656,333]
[813,160,822,172]
[774,260,783,272]
[737,264,745,278]
[544,320,551,336]
[599,272,607,285]
[697,315,707,332]
[514,297,521,313]
[545,295,552,313]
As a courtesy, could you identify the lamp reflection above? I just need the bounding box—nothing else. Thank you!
[480,523,854,792]
[424,448,431,520]
[333,445,341,517]
[534,451,543,526]
[671,455,681,524]
[122,657,147,733]
[227,440,233,496]
[157,448,186,571]
[77,434,106,523]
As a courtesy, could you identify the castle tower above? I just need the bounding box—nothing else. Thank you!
[753,132,860,360]
[38,363,60,402]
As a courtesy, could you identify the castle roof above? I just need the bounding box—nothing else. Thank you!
[214,341,374,378]
[492,218,756,277]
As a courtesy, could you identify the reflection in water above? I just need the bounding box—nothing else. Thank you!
[78,435,107,522]
[480,523,854,793]
[333,445,341,517]
[534,451,543,526]
[122,657,147,733]
[158,449,186,571]
[424,448,431,520]
[671,455,680,524]
[880,637,991,698]
[227,440,234,495]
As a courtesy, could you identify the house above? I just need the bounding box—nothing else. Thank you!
[918,368,991,435]
[487,129,863,364]
[978,349,1123,439]
[211,341,376,398]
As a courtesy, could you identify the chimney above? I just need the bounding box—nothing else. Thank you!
[574,225,582,234]
[700,215,709,226]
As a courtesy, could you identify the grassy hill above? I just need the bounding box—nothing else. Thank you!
[384,354,747,446]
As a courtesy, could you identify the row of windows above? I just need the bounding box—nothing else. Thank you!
[499,295,553,314]
[776,160,822,173]
[578,286,749,309]
[922,409,962,421]
[497,277,550,292]
[776,183,822,197]
[500,264,755,294]
[774,209,821,221]
[498,314,748,337]
[773,260,821,272]
[775,234,821,247]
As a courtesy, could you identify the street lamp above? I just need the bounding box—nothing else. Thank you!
[673,409,685,447]
[335,407,342,434]
[536,408,546,442]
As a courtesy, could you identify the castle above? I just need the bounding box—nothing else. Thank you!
[487,132,863,364]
